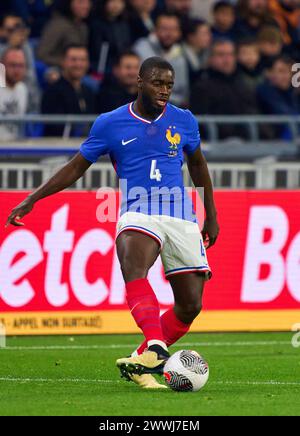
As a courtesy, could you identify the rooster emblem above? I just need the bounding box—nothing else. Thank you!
[166,127,181,157]
[166,128,181,147]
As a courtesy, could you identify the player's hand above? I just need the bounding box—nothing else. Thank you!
[5,198,34,228]
[202,216,219,249]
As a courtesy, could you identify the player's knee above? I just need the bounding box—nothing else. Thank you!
[186,302,202,319]
[176,301,202,324]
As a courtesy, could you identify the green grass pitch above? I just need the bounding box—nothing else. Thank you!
[0,332,299,416]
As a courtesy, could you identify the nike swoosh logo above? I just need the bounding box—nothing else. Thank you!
[122,138,138,146]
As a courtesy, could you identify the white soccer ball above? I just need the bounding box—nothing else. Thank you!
[163,350,209,392]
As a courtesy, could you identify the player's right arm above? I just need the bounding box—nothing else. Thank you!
[5,152,92,227]
[6,114,110,228]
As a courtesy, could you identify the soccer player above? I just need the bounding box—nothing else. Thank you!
[6,57,219,389]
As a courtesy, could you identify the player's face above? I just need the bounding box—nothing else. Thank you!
[139,68,175,111]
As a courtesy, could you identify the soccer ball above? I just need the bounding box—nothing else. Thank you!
[163,350,209,392]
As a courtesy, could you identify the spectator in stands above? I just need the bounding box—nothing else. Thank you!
[97,51,140,113]
[257,55,299,138]
[237,38,263,90]
[190,39,259,139]
[41,44,96,136]
[134,13,189,106]
[211,1,237,41]
[257,25,284,69]
[182,20,212,81]
[161,0,193,32]
[89,0,132,75]
[269,0,300,50]
[11,0,55,38]
[127,0,157,43]
[0,48,28,140]
[0,14,40,112]
[37,0,91,67]
[257,55,298,114]
[235,0,278,40]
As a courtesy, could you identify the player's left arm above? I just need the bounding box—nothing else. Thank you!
[186,148,220,248]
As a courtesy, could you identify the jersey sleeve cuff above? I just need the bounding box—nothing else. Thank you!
[79,149,97,164]
[184,143,201,156]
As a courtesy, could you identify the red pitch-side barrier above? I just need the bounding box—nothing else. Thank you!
[0,190,299,335]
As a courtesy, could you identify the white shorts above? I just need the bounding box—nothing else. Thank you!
[116,212,212,280]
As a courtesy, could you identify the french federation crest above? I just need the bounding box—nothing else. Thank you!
[166,127,181,157]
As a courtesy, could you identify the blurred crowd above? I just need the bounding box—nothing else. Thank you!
[0,0,300,140]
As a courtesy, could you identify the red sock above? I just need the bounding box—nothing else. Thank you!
[136,308,191,355]
[126,278,165,344]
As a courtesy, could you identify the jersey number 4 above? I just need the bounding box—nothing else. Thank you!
[150,160,162,182]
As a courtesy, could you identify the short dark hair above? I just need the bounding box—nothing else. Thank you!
[0,13,24,27]
[185,19,209,37]
[213,1,235,13]
[155,12,180,26]
[139,57,174,78]
[211,38,236,52]
[55,0,86,19]
[113,50,140,68]
[62,44,88,57]
[237,37,258,50]
[268,54,294,69]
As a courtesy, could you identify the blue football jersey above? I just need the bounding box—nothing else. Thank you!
[80,102,201,222]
